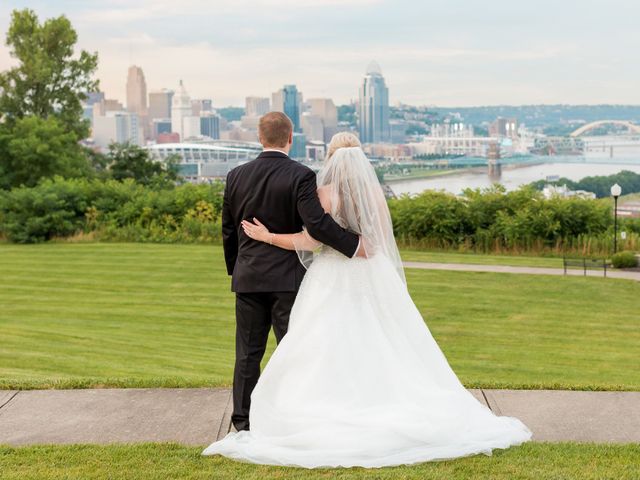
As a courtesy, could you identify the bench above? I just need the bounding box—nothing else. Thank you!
[563,257,612,278]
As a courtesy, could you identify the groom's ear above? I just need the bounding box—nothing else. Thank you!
[288,131,293,145]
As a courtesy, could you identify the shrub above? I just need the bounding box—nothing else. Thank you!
[0,176,224,243]
[611,251,638,269]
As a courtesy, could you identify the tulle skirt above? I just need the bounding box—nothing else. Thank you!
[203,252,532,468]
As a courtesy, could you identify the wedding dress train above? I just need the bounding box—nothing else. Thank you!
[203,248,532,468]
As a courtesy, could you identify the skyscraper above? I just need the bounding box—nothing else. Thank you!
[92,111,143,149]
[272,85,302,132]
[126,66,147,116]
[200,112,221,140]
[301,112,324,142]
[171,80,192,142]
[191,99,213,116]
[242,96,270,129]
[358,61,390,143]
[307,98,338,142]
[245,97,270,117]
[148,89,174,121]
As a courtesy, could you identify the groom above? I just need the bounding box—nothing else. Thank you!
[222,112,363,431]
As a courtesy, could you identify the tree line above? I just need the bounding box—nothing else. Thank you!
[528,170,640,198]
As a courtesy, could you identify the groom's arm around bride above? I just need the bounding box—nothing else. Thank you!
[220,111,361,431]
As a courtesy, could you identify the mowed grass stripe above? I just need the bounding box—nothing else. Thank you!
[1,243,639,390]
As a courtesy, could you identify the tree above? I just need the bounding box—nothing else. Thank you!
[0,9,98,138]
[0,116,91,189]
[108,143,180,188]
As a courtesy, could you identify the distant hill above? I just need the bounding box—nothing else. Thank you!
[428,105,640,128]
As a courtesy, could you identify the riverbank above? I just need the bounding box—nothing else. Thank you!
[387,161,640,196]
[384,161,544,185]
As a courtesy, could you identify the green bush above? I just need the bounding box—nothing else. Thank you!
[0,176,224,243]
[388,185,620,254]
[611,251,638,269]
[1,177,639,255]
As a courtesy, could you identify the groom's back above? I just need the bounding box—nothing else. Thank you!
[223,150,309,293]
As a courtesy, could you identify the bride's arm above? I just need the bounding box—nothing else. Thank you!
[241,218,320,251]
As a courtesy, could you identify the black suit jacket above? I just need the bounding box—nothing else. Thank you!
[222,151,359,293]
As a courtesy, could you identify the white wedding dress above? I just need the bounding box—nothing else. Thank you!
[203,148,532,468]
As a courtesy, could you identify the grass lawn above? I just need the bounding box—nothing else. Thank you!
[1,243,639,391]
[1,443,639,480]
[399,250,564,268]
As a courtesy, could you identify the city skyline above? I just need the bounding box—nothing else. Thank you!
[1,1,640,107]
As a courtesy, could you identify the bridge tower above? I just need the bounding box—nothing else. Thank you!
[487,141,502,178]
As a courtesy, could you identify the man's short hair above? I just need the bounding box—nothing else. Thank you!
[259,112,293,148]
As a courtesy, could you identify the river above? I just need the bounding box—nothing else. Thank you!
[388,160,640,196]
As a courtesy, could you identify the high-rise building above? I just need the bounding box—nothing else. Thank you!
[301,112,324,142]
[92,111,143,149]
[307,98,338,143]
[191,99,213,116]
[82,91,105,124]
[290,132,307,159]
[358,61,390,143]
[92,98,124,117]
[200,113,220,140]
[148,89,174,121]
[241,96,270,129]
[152,118,172,138]
[183,116,202,140]
[272,85,302,132]
[171,80,192,142]
[245,96,270,117]
[126,66,147,116]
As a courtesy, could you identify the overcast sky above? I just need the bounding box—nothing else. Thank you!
[1,0,639,107]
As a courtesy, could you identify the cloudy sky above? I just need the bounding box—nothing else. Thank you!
[1,0,639,107]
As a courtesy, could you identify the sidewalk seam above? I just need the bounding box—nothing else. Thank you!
[0,391,19,416]
[215,390,233,441]
[480,389,491,411]
[482,389,502,416]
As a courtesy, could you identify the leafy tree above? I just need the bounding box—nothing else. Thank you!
[108,143,180,188]
[0,116,91,189]
[0,9,98,138]
[84,148,110,180]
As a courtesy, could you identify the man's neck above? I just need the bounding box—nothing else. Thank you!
[262,147,289,156]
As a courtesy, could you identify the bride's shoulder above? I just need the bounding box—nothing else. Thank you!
[316,185,333,213]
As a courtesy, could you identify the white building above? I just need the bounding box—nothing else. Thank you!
[542,184,596,200]
[183,116,202,140]
[146,140,263,182]
[92,111,143,149]
[171,80,192,142]
[409,122,499,157]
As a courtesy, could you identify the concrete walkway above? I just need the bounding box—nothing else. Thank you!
[403,261,640,281]
[1,388,639,446]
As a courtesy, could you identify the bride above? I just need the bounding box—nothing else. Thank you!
[203,133,532,468]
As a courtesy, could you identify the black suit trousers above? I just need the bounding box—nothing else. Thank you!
[231,291,297,431]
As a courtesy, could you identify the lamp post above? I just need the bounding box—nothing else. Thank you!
[611,183,622,254]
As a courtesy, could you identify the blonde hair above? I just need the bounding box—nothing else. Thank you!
[326,132,361,160]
